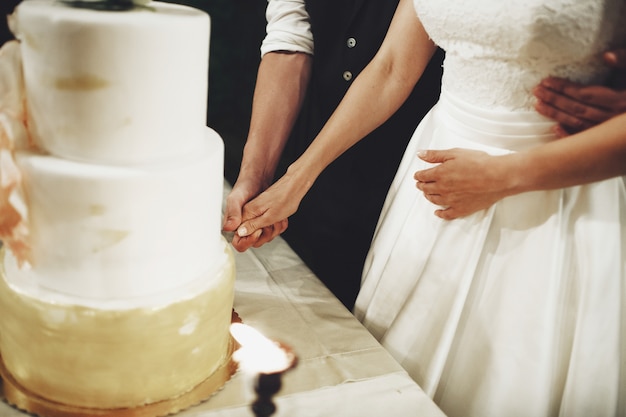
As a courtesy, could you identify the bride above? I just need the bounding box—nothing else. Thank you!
[235,0,626,415]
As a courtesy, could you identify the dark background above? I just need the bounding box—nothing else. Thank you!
[0,0,267,184]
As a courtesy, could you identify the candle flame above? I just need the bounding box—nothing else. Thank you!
[230,323,291,374]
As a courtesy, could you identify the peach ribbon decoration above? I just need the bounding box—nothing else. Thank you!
[0,40,33,266]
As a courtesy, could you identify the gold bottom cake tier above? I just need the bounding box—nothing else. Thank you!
[0,333,238,417]
[0,246,238,416]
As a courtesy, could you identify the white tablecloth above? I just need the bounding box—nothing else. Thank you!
[0,184,445,417]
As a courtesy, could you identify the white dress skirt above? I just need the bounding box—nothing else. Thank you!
[354,87,626,417]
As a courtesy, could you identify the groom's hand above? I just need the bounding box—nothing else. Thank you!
[533,48,626,137]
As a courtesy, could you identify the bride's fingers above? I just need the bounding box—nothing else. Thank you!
[434,207,459,220]
[252,220,288,248]
[231,228,264,252]
[416,180,439,195]
[422,192,445,206]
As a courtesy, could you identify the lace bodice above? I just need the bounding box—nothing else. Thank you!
[414,0,626,111]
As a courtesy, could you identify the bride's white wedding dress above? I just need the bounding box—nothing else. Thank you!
[354,1,626,416]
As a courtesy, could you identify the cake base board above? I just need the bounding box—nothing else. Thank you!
[0,311,242,417]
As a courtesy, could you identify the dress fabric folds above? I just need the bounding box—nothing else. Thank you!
[355,89,626,417]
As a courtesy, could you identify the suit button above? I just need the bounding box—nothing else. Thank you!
[343,71,353,81]
[347,37,357,48]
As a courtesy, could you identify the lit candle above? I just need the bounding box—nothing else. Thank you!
[229,323,297,417]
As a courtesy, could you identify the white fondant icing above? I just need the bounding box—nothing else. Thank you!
[13,0,210,164]
[3,239,232,309]
[5,128,225,299]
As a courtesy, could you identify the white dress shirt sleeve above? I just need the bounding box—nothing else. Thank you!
[260,0,314,57]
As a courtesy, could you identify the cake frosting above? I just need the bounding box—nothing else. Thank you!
[0,246,235,409]
[12,0,210,164]
[4,128,225,299]
[0,0,236,412]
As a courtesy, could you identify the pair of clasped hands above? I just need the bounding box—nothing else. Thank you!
[223,49,626,252]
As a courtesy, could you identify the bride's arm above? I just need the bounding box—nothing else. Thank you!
[415,112,626,219]
[236,0,437,237]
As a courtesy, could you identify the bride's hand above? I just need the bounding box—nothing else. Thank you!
[224,176,288,251]
[414,148,515,219]
[231,218,288,251]
[236,169,310,243]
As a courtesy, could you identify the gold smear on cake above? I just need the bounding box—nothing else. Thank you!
[91,229,130,253]
[54,75,109,91]
[89,204,106,216]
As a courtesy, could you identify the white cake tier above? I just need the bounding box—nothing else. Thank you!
[4,128,225,299]
[12,0,210,164]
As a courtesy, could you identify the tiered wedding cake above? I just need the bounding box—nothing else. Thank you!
[0,0,236,413]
